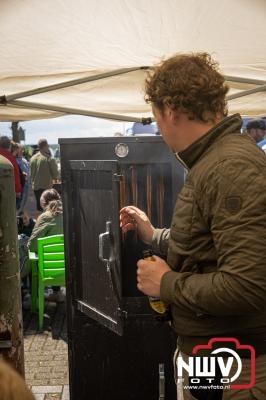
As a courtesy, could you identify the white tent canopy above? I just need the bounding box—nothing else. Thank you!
[0,0,265,122]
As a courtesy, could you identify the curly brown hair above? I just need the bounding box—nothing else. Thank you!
[145,52,229,123]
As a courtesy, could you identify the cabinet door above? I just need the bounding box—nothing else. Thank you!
[69,160,123,335]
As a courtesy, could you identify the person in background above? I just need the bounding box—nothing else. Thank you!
[259,139,266,153]
[30,138,58,213]
[120,53,266,399]
[255,120,266,154]
[28,188,64,302]
[11,141,28,208]
[246,118,266,144]
[0,360,35,400]
[16,144,31,212]
[17,211,35,237]
[0,136,21,208]
[17,211,36,309]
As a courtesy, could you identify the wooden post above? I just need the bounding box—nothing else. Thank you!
[0,155,24,375]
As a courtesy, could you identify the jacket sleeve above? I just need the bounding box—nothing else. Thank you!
[49,158,59,180]
[160,158,266,316]
[13,159,22,194]
[30,158,36,184]
[152,228,170,255]
[28,214,49,252]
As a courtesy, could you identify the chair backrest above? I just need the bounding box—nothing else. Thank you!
[37,234,65,283]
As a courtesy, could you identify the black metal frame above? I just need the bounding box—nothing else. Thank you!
[60,136,184,400]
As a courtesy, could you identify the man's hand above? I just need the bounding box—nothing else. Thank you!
[136,255,171,297]
[120,206,155,244]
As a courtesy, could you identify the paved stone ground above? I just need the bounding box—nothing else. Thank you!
[23,300,69,400]
[22,184,69,398]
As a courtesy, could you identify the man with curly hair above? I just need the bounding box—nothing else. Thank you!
[120,53,266,399]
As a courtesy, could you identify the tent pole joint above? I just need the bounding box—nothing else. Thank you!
[142,117,152,125]
[0,96,7,105]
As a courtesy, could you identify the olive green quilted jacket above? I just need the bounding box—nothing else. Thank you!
[153,114,266,354]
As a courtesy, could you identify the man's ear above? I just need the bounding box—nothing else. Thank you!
[163,105,173,119]
[168,107,179,124]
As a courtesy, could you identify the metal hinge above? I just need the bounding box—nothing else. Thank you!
[117,308,128,319]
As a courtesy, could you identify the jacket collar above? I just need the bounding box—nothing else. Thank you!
[176,114,243,170]
[40,149,51,158]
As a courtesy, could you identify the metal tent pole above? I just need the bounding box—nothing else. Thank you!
[227,84,266,100]
[7,99,154,124]
[1,71,264,122]
[224,76,266,85]
[4,67,149,102]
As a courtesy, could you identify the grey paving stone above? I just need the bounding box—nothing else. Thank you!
[51,363,66,373]
[32,366,53,374]
[62,385,70,400]
[33,394,45,400]
[27,355,51,362]
[53,355,68,361]
[49,360,68,367]
[36,373,55,380]
[23,296,68,389]
[31,386,63,394]
[29,379,50,386]
[44,394,61,400]
[52,350,68,355]
[25,361,39,368]
[25,352,39,359]
[32,338,47,343]
[50,372,66,379]
[56,342,68,350]
[25,373,36,380]
[25,335,35,340]
[50,379,67,385]
[40,351,58,357]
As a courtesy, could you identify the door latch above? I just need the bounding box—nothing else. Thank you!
[113,173,123,182]
[159,363,165,400]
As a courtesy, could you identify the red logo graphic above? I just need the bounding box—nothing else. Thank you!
[192,338,256,389]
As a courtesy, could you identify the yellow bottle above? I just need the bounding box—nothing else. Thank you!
[142,250,169,315]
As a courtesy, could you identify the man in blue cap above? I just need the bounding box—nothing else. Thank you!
[246,118,266,152]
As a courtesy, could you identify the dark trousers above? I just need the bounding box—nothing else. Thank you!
[34,188,46,211]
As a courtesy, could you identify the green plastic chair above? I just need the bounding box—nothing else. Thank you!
[29,234,65,329]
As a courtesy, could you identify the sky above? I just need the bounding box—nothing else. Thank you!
[0,115,258,146]
[0,115,134,145]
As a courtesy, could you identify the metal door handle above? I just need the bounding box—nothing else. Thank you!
[159,363,165,400]
[99,221,112,263]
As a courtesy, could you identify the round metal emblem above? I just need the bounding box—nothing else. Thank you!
[115,143,129,158]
